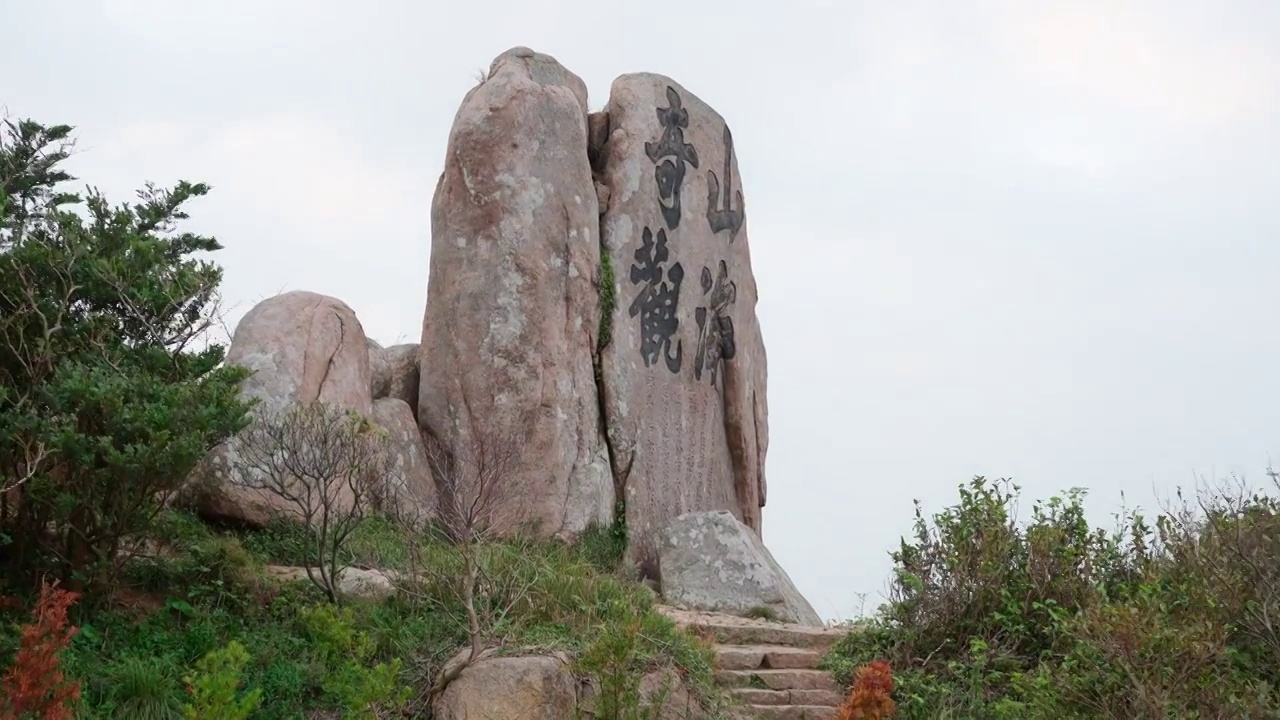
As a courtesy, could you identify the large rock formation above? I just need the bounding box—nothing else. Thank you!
[191,291,374,525]
[595,75,769,569]
[658,511,821,627]
[418,47,613,538]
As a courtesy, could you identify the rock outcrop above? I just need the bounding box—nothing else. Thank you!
[191,291,373,526]
[418,46,612,539]
[596,75,769,569]
[658,511,821,626]
[188,47,802,645]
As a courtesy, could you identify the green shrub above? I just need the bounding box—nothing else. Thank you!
[0,117,252,591]
[297,604,411,718]
[822,474,1280,719]
[181,641,262,720]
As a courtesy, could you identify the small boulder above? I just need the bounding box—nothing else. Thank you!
[264,565,400,602]
[433,653,578,720]
[657,510,821,626]
[225,290,372,416]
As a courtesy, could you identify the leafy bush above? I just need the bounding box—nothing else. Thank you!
[0,117,251,590]
[181,641,261,720]
[297,604,410,718]
[822,474,1280,719]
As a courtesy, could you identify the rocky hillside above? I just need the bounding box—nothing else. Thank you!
[190,47,774,584]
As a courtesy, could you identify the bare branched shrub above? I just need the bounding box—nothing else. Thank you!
[405,412,536,699]
[236,401,395,604]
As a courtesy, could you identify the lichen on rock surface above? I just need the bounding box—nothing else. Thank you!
[657,510,821,626]
[418,46,613,539]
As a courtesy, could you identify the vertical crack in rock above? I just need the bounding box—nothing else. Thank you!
[298,297,326,404]
[319,308,347,404]
[587,109,630,524]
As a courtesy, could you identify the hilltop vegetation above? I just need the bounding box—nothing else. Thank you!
[822,475,1280,719]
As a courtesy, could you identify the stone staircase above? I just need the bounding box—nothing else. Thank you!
[657,606,847,720]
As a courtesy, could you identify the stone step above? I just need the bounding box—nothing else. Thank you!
[715,668,839,692]
[658,606,844,651]
[739,705,839,720]
[729,687,845,706]
[715,644,823,670]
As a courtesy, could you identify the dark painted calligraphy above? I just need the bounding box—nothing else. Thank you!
[694,260,737,385]
[644,86,699,230]
[706,124,745,241]
[629,227,684,373]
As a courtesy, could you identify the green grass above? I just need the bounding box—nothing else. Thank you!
[744,605,780,622]
[1,509,725,719]
[597,250,617,350]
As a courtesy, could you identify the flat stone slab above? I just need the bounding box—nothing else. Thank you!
[714,669,838,692]
[729,688,844,706]
[658,606,844,651]
[737,705,838,720]
[714,645,822,671]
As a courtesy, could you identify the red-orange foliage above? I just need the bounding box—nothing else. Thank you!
[836,660,897,720]
[0,581,82,720]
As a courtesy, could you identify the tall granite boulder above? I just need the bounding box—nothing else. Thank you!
[596,75,769,570]
[658,511,821,627]
[191,291,373,526]
[418,47,613,539]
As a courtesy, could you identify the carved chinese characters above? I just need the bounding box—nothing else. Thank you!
[598,74,768,572]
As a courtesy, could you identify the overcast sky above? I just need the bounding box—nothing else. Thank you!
[5,0,1280,621]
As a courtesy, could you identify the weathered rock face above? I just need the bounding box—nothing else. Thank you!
[370,398,437,526]
[658,511,820,626]
[434,654,578,720]
[596,75,769,570]
[226,290,373,416]
[369,340,420,415]
[418,46,612,539]
[192,291,373,526]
